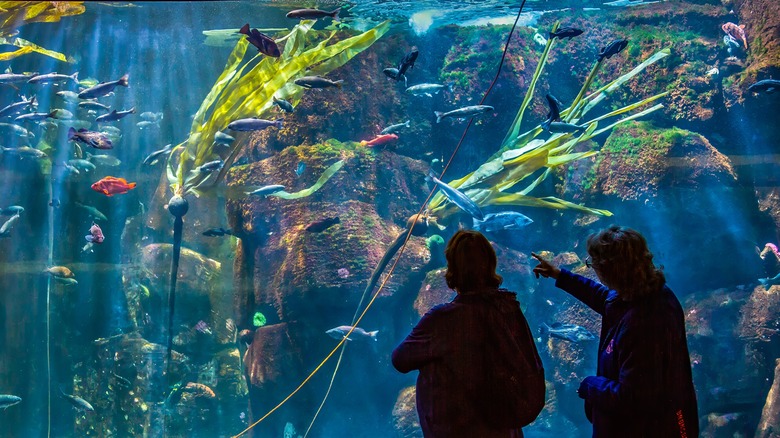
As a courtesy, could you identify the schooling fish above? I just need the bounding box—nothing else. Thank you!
[1,146,47,159]
[722,22,747,49]
[541,93,563,131]
[196,160,224,173]
[52,109,74,120]
[15,111,57,122]
[86,152,121,167]
[59,388,94,413]
[748,79,780,94]
[28,71,79,84]
[68,159,96,173]
[272,96,294,113]
[326,325,378,342]
[598,39,628,61]
[294,76,343,89]
[202,227,233,237]
[472,211,533,233]
[286,8,340,21]
[0,395,21,410]
[0,123,34,138]
[56,90,81,102]
[305,216,340,232]
[397,49,419,77]
[214,132,235,144]
[239,24,281,57]
[0,95,37,119]
[381,120,410,135]
[434,105,494,123]
[0,70,37,84]
[95,107,136,123]
[78,73,129,99]
[68,127,113,150]
[85,222,104,244]
[360,133,398,147]
[140,111,163,121]
[549,27,583,40]
[246,184,285,197]
[227,117,282,131]
[426,171,484,220]
[406,83,450,97]
[136,120,159,129]
[91,176,137,196]
[78,100,111,111]
[540,322,597,343]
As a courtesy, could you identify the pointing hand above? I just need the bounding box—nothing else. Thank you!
[531,252,561,280]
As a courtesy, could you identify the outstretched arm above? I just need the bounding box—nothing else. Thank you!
[532,252,611,315]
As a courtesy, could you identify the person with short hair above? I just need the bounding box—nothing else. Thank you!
[392,230,541,437]
[532,225,699,438]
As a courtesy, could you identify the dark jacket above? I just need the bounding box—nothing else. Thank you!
[392,289,529,438]
[556,269,699,438]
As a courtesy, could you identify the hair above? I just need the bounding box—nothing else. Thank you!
[444,230,503,292]
[586,225,665,301]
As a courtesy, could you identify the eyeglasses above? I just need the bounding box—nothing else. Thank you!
[584,256,592,268]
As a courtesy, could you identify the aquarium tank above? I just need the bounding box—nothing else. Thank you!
[0,0,778,437]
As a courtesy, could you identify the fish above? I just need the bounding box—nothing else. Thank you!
[286,8,340,21]
[143,144,173,166]
[246,184,285,197]
[86,152,122,167]
[0,394,21,409]
[1,146,47,159]
[0,123,34,138]
[59,388,94,412]
[706,67,719,77]
[533,33,548,46]
[723,34,740,54]
[91,176,137,196]
[541,94,563,131]
[62,160,80,175]
[539,322,597,343]
[95,107,136,123]
[547,121,588,133]
[549,27,584,40]
[383,68,407,87]
[15,111,57,122]
[434,105,494,123]
[44,266,75,278]
[305,216,340,233]
[78,100,111,111]
[722,22,747,49]
[748,79,780,94]
[227,117,282,131]
[273,96,294,113]
[196,160,224,173]
[426,171,484,220]
[85,222,105,244]
[0,213,20,237]
[28,71,79,84]
[56,90,81,102]
[54,277,78,286]
[136,120,159,129]
[75,202,107,221]
[68,127,113,149]
[296,161,306,177]
[0,96,37,119]
[214,132,235,144]
[294,76,343,89]
[397,49,419,77]
[360,133,398,147]
[0,206,24,216]
[598,39,629,61]
[381,120,410,135]
[202,227,233,237]
[326,325,378,342]
[78,74,129,99]
[0,70,37,83]
[68,159,96,173]
[52,109,74,119]
[238,24,281,57]
[140,111,163,121]
[406,83,450,97]
[472,211,533,232]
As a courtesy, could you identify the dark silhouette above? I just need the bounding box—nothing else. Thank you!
[393,230,543,437]
[532,225,699,438]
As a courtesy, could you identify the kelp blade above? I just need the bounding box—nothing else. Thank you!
[269,160,345,200]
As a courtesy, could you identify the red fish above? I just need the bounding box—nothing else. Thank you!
[85,222,104,244]
[359,133,398,147]
[91,176,136,196]
[722,22,747,49]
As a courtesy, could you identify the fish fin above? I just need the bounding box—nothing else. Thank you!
[30,95,37,107]
[48,110,57,118]
[67,127,76,139]
[127,182,137,189]
[118,74,129,87]
[434,111,444,123]
[85,235,94,242]
[369,330,379,340]
[239,23,250,35]
[329,8,340,21]
[359,140,368,146]
[129,107,136,113]
[71,72,79,82]
[103,189,110,196]
[334,79,343,88]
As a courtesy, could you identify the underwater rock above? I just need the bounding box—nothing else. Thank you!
[140,244,221,295]
[392,386,423,438]
[414,268,454,317]
[757,188,780,239]
[756,359,780,438]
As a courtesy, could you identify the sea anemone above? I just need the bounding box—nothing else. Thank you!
[253,312,267,327]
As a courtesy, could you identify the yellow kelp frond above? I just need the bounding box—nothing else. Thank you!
[0,2,84,37]
[269,160,344,200]
[0,36,72,62]
[0,45,33,61]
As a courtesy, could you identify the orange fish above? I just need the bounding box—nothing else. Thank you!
[359,133,398,147]
[91,176,136,196]
[722,22,747,49]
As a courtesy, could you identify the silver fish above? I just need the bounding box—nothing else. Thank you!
[0,206,24,216]
[52,109,74,120]
[272,96,294,113]
[326,325,378,341]
[140,111,163,121]
[136,120,159,129]
[214,131,235,144]
[294,76,343,89]
[0,123,34,138]
[406,83,450,97]
[427,171,484,220]
[472,212,533,232]
[227,117,282,131]
[380,120,410,135]
[62,161,80,175]
[68,159,96,173]
[0,213,20,236]
[196,160,224,173]
[143,144,173,166]
[56,90,81,102]
[78,74,129,99]
[54,277,78,286]
[0,71,37,83]
[28,71,79,84]
[15,111,57,122]
[434,105,494,123]
[59,388,94,412]
[0,394,21,409]
[95,107,136,123]
[1,146,46,159]
[86,152,121,167]
[0,96,37,119]
[246,185,285,197]
[78,100,111,111]
[540,322,597,343]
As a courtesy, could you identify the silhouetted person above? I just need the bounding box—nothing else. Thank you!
[532,225,699,438]
[393,230,541,438]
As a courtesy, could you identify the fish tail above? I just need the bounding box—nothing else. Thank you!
[118,74,129,88]
[434,111,444,123]
[128,182,137,189]
[275,119,283,129]
[130,107,136,114]
[67,127,76,140]
[48,110,57,118]
[369,330,379,340]
[334,80,344,89]
[359,140,368,147]
[239,24,250,35]
[71,72,79,82]
[404,120,410,128]
[539,322,551,336]
[30,95,37,107]
[329,8,340,21]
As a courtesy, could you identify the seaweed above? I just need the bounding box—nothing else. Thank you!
[427,41,672,223]
[167,20,390,198]
[0,2,82,62]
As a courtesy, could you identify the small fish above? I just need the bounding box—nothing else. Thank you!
[0,213,20,237]
[426,171,484,220]
[326,325,378,342]
[78,100,111,111]
[294,76,343,89]
[111,372,132,388]
[748,79,780,94]
[598,39,629,61]
[272,96,294,113]
[62,161,80,175]
[472,211,533,232]
[305,216,340,233]
[0,70,37,84]
[539,322,597,343]
[196,160,224,173]
[239,24,280,57]
[0,394,21,410]
[246,184,285,197]
[382,68,407,87]
[91,176,136,196]
[52,108,74,120]
[360,133,398,147]
[15,111,57,122]
[54,277,78,286]
[78,74,129,99]
[59,388,94,412]
[1,146,47,159]
[44,266,75,278]
[434,105,494,123]
[140,111,163,121]
[202,227,233,237]
[286,8,340,21]
[68,159,96,173]
[56,90,81,102]
[227,117,282,131]
[85,222,105,244]
[406,83,450,97]
[397,49,419,77]
[0,206,24,216]
[0,123,34,138]
[0,96,37,118]
[381,120,410,135]
[295,161,306,177]
[541,94,563,131]
[214,132,235,144]
[86,152,121,167]
[143,144,173,166]
[28,71,79,84]
[136,120,159,129]
[68,127,113,149]
[549,27,584,40]
[95,107,135,123]
[533,33,548,46]
[547,121,588,134]
[722,22,747,49]
[75,202,107,221]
